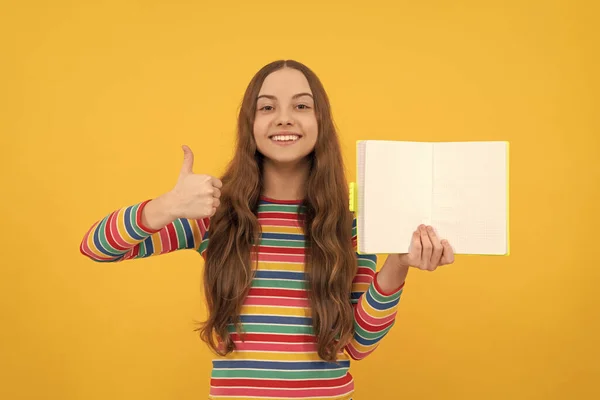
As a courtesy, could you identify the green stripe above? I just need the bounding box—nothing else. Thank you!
[228,324,314,335]
[97,217,119,254]
[357,257,377,269]
[258,204,305,213]
[368,283,402,303]
[138,238,147,257]
[198,240,208,255]
[252,279,306,290]
[354,320,395,340]
[211,368,346,380]
[260,239,305,248]
[128,203,147,237]
[172,219,187,249]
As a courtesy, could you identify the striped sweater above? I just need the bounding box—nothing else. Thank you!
[80,195,404,400]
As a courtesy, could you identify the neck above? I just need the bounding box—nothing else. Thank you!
[261,158,311,201]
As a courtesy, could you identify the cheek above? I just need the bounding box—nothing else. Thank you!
[253,115,270,137]
[304,115,319,137]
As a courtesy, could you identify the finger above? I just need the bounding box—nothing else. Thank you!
[212,177,223,189]
[180,145,194,176]
[212,187,221,199]
[420,225,432,270]
[408,230,421,267]
[213,197,221,208]
[427,226,443,268]
[440,240,455,265]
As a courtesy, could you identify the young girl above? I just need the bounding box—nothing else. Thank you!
[80,59,455,400]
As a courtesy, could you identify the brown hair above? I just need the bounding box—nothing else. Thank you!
[197,60,356,362]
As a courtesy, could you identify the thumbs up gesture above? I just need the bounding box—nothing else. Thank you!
[169,145,223,220]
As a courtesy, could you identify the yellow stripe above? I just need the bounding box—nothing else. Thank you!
[210,396,352,400]
[255,261,305,272]
[240,305,311,317]
[351,282,370,293]
[149,233,162,254]
[260,225,303,234]
[218,350,324,361]
[360,297,399,318]
[85,222,109,258]
[347,340,374,354]
[189,219,202,249]
[115,208,138,245]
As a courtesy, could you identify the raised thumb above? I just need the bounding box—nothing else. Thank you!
[180,145,194,175]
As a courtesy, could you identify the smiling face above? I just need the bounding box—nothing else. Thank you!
[253,67,318,166]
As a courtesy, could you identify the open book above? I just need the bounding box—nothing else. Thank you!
[349,140,509,255]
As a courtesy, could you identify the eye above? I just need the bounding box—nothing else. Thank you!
[259,105,274,111]
[296,104,311,110]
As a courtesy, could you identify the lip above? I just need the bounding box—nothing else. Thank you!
[268,131,303,139]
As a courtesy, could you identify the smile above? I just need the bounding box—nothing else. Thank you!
[270,134,301,142]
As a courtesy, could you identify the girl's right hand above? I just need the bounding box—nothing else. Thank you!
[168,145,223,220]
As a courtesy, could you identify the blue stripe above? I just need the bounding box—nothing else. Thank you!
[142,236,154,256]
[213,360,350,370]
[123,206,145,240]
[357,253,377,264]
[350,292,362,301]
[180,218,194,248]
[239,315,312,325]
[365,288,400,311]
[254,270,306,280]
[92,218,121,257]
[261,232,305,240]
[352,332,380,346]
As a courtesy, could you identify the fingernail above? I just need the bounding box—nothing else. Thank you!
[427,226,433,232]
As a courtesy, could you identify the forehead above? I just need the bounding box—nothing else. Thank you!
[258,68,312,97]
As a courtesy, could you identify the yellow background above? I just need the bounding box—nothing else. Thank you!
[1,1,598,399]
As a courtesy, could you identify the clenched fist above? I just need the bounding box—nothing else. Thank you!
[169,145,223,220]
[141,145,223,230]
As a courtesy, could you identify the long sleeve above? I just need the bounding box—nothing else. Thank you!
[79,199,210,262]
[345,216,404,360]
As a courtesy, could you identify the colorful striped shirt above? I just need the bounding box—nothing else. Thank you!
[80,195,404,400]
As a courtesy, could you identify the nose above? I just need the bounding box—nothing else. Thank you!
[275,108,294,126]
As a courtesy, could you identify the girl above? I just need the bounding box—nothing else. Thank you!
[80,59,455,400]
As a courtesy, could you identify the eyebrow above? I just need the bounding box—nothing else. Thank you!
[256,92,314,101]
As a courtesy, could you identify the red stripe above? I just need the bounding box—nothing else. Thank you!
[135,200,159,233]
[345,343,375,360]
[355,266,376,278]
[244,296,310,308]
[232,341,317,352]
[165,223,178,251]
[257,246,305,255]
[254,253,305,263]
[258,212,303,220]
[352,275,373,285]
[355,300,397,326]
[210,381,353,397]
[211,374,352,388]
[354,306,396,332]
[230,333,316,343]
[105,212,128,251]
[248,288,308,298]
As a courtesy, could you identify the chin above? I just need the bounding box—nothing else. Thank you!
[262,151,313,166]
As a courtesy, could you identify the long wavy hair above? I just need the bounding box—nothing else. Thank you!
[197,60,356,362]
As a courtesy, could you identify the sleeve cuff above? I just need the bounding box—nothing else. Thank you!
[373,271,405,297]
[135,199,162,234]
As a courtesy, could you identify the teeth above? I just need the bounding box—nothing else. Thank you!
[271,135,300,142]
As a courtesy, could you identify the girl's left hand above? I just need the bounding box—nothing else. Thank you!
[392,224,455,271]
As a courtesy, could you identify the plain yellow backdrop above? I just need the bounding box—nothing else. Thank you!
[1,0,598,399]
